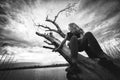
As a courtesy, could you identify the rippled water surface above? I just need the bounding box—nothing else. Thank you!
[0,67,67,80]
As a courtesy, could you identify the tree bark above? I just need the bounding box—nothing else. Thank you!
[36,32,120,80]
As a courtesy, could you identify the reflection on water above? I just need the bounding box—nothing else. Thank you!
[0,67,67,80]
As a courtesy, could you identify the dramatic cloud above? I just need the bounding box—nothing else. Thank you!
[76,0,120,58]
[0,0,76,63]
[0,0,120,64]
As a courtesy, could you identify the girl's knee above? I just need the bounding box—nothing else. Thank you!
[84,32,93,37]
[85,32,92,35]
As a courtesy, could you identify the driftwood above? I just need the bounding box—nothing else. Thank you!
[36,4,120,80]
[36,31,120,80]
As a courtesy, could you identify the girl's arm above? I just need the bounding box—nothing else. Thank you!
[53,34,68,51]
[59,35,68,48]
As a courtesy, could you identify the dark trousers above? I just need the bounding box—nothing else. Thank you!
[69,32,104,59]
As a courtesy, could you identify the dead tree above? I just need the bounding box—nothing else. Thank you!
[36,4,120,80]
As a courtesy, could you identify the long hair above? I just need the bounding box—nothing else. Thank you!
[68,23,84,34]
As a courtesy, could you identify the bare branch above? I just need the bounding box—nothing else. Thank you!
[37,24,51,30]
[43,46,54,50]
[36,32,52,42]
[54,3,77,22]
[36,24,61,35]
[46,16,65,38]
[45,3,77,38]
[46,16,61,31]
[44,40,52,45]
[36,32,72,64]
[36,32,61,45]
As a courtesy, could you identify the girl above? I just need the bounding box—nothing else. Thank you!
[54,23,109,61]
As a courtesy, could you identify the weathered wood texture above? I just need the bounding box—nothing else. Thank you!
[36,32,120,80]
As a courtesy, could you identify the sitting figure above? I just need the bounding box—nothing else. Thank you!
[54,22,110,62]
[54,22,112,80]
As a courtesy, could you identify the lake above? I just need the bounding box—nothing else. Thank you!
[0,67,67,80]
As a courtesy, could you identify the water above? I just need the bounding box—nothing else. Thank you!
[0,67,67,80]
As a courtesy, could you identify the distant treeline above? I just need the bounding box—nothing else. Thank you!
[0,63,69,71]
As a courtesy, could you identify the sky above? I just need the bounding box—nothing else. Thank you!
[0,0,120,65]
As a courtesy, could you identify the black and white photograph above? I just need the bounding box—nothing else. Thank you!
[0,0,120,80]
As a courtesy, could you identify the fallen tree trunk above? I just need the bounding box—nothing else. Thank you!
[70,54,120,80]
[36,32,120,80]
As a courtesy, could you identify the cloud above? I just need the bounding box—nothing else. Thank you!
[0,0,69,63]
[74,0,120,58]
[78,0,120,20]
[0,16,8,25]
[0,0,75,48]
[0,0,119,63]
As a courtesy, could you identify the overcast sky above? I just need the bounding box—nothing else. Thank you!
[0,0,120,65]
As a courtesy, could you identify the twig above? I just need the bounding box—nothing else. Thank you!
[54,3,77,22]
[44,41,52,45]
[43,46,54,50]
[37,24,51,30]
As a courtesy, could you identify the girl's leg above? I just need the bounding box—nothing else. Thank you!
[69,35,78,59]
[82,32,105,58]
